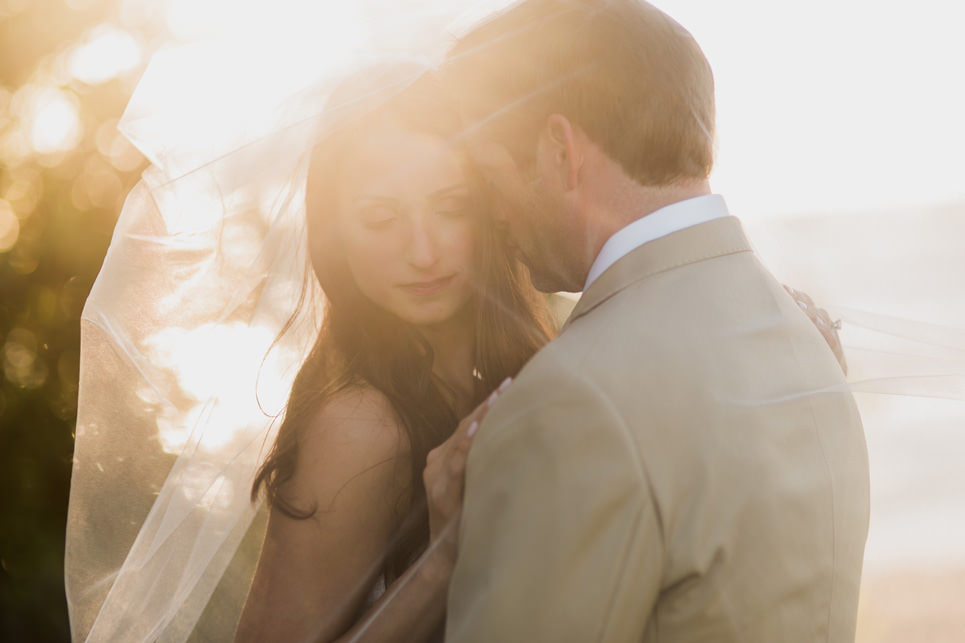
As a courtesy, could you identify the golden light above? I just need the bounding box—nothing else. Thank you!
[0,123,32,166]
[0,0,30,19]
[2,328,48,390]
[76,155,123,209]
[143,322,297,454]
[17,85,83,155]
[95,120,143,171]
[0,87,11,128]
[2,168,43,219]
[0,200,20,252]
[68,25,142,85]
[63,0,100,10]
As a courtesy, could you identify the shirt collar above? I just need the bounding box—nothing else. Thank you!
[583,194,730,291]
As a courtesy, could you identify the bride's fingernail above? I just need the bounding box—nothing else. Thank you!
[468,421,479,437]
[486,391,499,407]
[498,377,512,392]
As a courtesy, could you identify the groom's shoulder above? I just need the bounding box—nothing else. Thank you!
[478,340,634,459]
[494,339,616,423]
[492,332,640,439]
[510,338,595,395]
[556,244,784,354]
[542,278,687,370]
[529,248,827,395]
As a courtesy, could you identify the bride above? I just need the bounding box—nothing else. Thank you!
[233,68,552,642]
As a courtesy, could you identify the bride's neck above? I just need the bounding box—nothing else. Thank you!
[417,306,476,413]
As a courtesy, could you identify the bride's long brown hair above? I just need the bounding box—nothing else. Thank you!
[251,69,554,580]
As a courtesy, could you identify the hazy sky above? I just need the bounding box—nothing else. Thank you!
[651,0,965,220]
[119,0,965,222]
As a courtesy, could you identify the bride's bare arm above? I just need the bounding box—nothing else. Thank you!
[333,382,507,643]
[328,532,454,643]
[234,387,425,643]
[235,382,505,643]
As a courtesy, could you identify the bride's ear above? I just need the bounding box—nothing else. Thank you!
[540,114,583,191]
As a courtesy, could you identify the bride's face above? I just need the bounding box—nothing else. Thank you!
[335,119,477,326]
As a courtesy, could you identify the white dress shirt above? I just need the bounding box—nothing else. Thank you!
[583,194,730,290]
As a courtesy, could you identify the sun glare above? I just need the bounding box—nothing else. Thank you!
[68,25,142,85]
[143,322,298,455]
[651,0,965,220]
[18,85,83,155]
[0,200,20,252]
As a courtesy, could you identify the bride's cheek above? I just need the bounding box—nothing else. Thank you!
[356,231,402,265]
[446,222,476,267]
[343,233,404,294]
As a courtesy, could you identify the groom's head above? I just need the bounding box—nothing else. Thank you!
[445,0,715,292]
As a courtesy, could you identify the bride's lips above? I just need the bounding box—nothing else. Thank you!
[399,274,457,296]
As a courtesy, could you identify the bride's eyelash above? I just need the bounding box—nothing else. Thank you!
[363,218,396,230]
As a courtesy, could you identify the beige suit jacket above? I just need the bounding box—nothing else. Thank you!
[445,217,870,642]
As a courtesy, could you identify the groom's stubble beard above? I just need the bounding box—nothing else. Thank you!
[507,181,584,294]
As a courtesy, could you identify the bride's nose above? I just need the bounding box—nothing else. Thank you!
[406,220,439,269]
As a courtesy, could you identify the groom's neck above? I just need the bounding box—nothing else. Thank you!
[578,177,713,276]
[608,177,713,231]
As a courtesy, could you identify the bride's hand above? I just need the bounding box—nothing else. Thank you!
[784,285,848,375]
[423,377,512,570]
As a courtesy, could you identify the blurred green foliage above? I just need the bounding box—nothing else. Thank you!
[0,0,164,638]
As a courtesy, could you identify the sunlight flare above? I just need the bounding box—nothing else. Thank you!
[0,200,20,252]
[68,25,142,85]
[143,322,297,454]
[18,85,83,155]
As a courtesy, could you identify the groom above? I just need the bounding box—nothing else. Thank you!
[442,0,869,641]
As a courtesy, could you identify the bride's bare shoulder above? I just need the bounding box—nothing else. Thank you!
[286,384,411,509]
[307,384,409,452]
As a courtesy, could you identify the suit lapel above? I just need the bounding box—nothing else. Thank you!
[561,216,753,330]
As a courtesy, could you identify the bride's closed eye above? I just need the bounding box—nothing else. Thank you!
[435,195,471,218]
[356,203,400,229]
[429,183,471,213]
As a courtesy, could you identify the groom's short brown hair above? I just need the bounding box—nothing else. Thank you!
[445,0,715,186]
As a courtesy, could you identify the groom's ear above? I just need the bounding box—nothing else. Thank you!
[542,114,583,191]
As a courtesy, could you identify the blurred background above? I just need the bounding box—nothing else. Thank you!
[1,0,154,639]
[1,0,963,641]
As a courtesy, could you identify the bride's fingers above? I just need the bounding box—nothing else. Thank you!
[427,377,514,519]
[477,377,512,417]
[458,376,513,438]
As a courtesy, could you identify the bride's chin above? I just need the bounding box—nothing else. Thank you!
[407,298,475,329]
[399,304,458,327]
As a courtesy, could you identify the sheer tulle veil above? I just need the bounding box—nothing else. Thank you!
[65,1,965,641]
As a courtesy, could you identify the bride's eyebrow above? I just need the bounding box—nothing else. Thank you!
[353,185,469,205]
[354,195,400,205]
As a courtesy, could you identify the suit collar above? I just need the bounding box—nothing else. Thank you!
[583,194,730,291]
[561,216,752,331]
